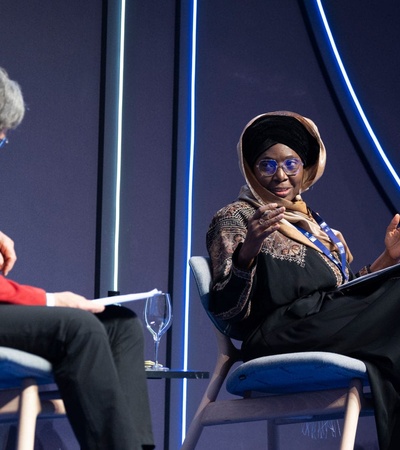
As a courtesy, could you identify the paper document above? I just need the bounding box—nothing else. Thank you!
[93,288,162,306]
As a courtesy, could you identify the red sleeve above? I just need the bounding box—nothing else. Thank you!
[0,276,46,306]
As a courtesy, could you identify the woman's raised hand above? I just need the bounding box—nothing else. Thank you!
[370,214,400,272]
[384,214,400,262]
[237,203,285,270]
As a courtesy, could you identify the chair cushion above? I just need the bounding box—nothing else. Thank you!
[226,351,369,396]
[0,347,54,388]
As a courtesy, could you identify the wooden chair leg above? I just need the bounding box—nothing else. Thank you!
[16,378,41,450]
[339,378,363,450]
[181,330,238,450]
[181,359,227,450]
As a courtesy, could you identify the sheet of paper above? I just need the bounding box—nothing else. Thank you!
[93,288,162,306]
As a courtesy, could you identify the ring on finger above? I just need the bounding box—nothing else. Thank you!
[259,211,270,224]
[262,210,271,218]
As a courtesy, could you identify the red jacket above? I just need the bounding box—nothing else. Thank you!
[0,276,46,306]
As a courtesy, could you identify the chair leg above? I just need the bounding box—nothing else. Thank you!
[339,378,363,450]
[16,378,41,450]
[267,420,279,450]
[181,346,236,450]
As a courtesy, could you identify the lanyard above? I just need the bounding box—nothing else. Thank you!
[295,209,348,281]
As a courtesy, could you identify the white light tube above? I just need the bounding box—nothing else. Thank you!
[113,0,127,291]
[181,0,198,443]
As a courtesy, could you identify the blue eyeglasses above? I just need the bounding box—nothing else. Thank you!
[0,137,8,149]
[256,158,303,177]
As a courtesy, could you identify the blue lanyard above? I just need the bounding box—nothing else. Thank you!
[295,209,348,281]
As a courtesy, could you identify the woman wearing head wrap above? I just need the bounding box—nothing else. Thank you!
[207,111,400,450]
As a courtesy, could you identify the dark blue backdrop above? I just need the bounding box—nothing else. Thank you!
[0,0,397,448]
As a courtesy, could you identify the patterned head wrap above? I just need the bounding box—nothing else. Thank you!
[242,115,320,168]
[238,111,326,197]
[236,111,352,263]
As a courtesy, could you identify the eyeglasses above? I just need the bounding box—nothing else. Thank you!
[256,158,303,177]
[0,137,8,149]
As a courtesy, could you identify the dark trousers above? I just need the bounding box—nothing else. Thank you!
[0,304,154,450]
[243,279,400,450]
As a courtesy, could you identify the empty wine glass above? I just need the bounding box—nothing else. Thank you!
[144,292,172,371]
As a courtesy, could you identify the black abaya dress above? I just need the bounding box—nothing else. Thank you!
[207,201,400,450]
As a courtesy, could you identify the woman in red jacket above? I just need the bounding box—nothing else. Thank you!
[0,67,154,450]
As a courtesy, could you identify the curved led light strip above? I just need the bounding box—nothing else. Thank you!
[176,0,400,445]
[180,0,198,442]
[316,0,400,188]
[112,0,127,291]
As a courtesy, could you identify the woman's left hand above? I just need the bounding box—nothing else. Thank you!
[384,214,400,262]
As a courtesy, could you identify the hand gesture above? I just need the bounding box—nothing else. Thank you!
[237,203,285,269]
[0,231,16,276]
[384,214,400,262]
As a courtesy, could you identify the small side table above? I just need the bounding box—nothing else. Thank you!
[146,369,209,379]
[146,369,209,449]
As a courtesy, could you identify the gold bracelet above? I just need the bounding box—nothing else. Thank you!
[358,264,371,277]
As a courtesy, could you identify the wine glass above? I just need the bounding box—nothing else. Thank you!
[144,292,172,371]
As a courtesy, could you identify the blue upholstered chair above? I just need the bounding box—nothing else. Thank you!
[181,256,375,450]
[0,347,65,450]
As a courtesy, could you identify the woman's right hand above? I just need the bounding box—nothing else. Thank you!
[53,291,105,313]
[237,203,285,270]
[0,231,17,276]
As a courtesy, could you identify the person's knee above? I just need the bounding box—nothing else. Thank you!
[97,306,145,345]
[64,308,107,339]
[117,311,145,346]
[129,314,145,344]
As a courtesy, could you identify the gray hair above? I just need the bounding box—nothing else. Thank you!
[0,67,25,131]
